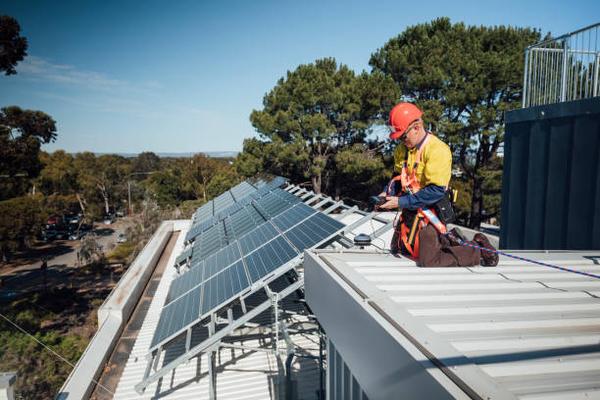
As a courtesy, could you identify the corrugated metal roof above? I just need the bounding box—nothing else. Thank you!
[314,250,600,399]
[112,224,322,400]
[84,183,536,399]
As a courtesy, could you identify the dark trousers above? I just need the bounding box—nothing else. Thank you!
[394,224,481,267]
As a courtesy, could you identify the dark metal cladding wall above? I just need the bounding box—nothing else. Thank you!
[501,97,600,250]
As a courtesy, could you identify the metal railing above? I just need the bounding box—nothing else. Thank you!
[523,23,600,108]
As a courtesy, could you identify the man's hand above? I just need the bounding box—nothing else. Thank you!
[378,196,399,210]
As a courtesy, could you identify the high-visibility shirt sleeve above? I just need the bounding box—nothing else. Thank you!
[399,184,446,210]
[422,140,452,188]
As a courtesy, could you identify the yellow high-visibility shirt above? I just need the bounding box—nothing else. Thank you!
[393,134,452,188]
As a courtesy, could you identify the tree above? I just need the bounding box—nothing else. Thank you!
[334,144,387,203]
[78,235,103,266]
[0,15,28,75]
[250,58,397,194]
[186,153,219,202]
[0,324,88,399]
[131,151,160,175]
[37,151,78,195]
[370,18,540,227]
[234,137,309,184]
[145,169,183,207]
[0,196,44,260]
[74,153,129,218]
[206,167,240,199]
[0,106,57,200]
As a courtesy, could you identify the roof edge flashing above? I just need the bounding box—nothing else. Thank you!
[305,251,517,400]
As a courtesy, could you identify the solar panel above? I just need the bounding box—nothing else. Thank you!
[213,191,235,214]
[189,241,206,267]
[200,260,249,315]
[244,236,298,282]
[238,223,279,255]
[230,181,256,200]
[284,212,344,249]
[189,193,283,245]
[166,266,203,305]
[150,177,342,351]
[174,247,193,266]
[250,182,279,198]
[268,176,287,188]
[202,242,241,279]
[185,178,287,243]
[214,200,246,220]
[152,285,202,347]
[196,222,228,259]
[166,241,243,306]
[271,203,316,231]
[185,223,205,243]
[197,216,217,232]
[273,188,301,203]
[228,206,266,239]
[193,203,213,221]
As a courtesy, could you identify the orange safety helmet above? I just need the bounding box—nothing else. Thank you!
[388,102,423,140]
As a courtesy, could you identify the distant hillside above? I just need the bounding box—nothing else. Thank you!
[92,151,239,158]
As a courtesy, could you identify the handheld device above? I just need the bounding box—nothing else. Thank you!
[369,196,386,206]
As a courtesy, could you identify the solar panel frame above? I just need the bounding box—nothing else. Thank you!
[174,246,193,266]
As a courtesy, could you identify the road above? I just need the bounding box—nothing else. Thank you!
[0,218,134,296]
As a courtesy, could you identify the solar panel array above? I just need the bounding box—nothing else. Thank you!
[150,185,344,349]
[185,177,287,243]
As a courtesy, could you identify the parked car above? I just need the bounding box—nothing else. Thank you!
[47,215,61,225]
[54,230,68,240]
[65,214,82,225]
[41,230,57,242]
[69,230,89,241]
[43,229,68,241]
[103,214,115,225]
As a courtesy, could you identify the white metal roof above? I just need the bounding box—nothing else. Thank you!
[307,250,600,399]
[73,182,515,399]
[70,185,388,399]
[112,222,324,400]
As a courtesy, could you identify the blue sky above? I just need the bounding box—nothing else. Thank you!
[0,0,597,154]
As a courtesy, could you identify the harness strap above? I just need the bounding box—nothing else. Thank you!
[419,207,447,234]
[401,133,431,193]
[392,133,449,259]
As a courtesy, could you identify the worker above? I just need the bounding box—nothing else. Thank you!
[378,102,498,267]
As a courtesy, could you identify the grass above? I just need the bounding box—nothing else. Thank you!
[107,241,136,264]
[0,265,125,398]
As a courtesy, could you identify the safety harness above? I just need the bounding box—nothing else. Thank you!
[388,134,447,258]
